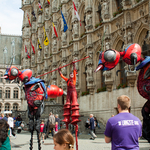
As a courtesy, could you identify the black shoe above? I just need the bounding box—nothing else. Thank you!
[90,137,95,140]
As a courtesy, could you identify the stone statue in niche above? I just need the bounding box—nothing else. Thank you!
[52,79,56,85]
[62,32,67,41]
[105,42,110,50]
[52,0,57,10]
[53,39,57,47]
[127,31,132,43]
[74,57,79,71]
[37,64,41,74]
[62,32,67,46]
[26,27,29,36]
[31,55,35,66]
[73,23,79,35]
[62,63,67,75]
[103,1,109,19]
[45,7,49,19]
[25,59,28,67]
[86,64,93,78]
[38,50,41,61]
[76,74,79,87]
[38,15,42,23]
[44,46,48,55]
[86,13,92,26]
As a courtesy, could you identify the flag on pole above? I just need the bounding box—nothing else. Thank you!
[43,27,49,46]
[73,1,81,26]
[27,13,32,27]
[47,0,50,5]
[38,1,42,11]
[61,11,68,32]
[30,39,35,54]
[32,10,36,19]
[25,45,27,53]
[25,45,31,59]
[52,22,58,38]
[38,39,42,51]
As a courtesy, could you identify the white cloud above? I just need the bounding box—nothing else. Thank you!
[0,0,23,35]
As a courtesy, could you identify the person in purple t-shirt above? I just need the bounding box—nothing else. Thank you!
[105,95,142,150]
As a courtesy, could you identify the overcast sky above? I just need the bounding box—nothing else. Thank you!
[0,0,23,35]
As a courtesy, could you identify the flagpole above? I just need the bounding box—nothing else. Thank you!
[36,56,90,78]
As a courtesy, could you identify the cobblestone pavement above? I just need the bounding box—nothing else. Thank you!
[10,131,150,150]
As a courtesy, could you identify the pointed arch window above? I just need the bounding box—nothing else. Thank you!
[142,31,150,57]
[116,0,123,10]
[97,3,102,22]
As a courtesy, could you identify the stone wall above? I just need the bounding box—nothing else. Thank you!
[78,86,146,125]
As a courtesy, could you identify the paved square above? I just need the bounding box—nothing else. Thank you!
[10,131,150,150]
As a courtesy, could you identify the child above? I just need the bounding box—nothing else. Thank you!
[53,129,74,150]
[55,122,58,133]
[39,120,45,144]
[0,119,11,150]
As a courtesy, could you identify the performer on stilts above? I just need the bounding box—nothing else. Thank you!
[58,62,80,150]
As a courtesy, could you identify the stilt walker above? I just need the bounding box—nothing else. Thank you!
[2,66,64,150]
[58,62,80,150]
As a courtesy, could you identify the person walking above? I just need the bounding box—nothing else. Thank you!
[89,114,97,140]
[55,114,60,130]
[8,114,16,138]
[39,120,45,144]
[45,112,55,139]
[105,95,142,150]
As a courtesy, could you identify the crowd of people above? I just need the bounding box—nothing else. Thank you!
[0,95,145,150]
[39,112,61,143]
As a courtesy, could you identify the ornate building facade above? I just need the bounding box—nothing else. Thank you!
[21,0,150,124]
[0,29,22,112]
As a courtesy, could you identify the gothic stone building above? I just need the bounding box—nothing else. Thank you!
[21,0,149,124]
[0,28,22,113]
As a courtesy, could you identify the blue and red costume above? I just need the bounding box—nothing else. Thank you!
[95,43,150,143]
[2,66,64,150]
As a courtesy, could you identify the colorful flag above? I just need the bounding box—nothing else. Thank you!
[30,39,35,54]
[52,22,58,38]
[38,39,42,51]
[32,10,36,19]
[27,13,31,27]
[25,45,27,53]
[47,0,50,5]
[61,11,68,32]
[25,45,31,59]
[43,27,49,46]
[73,1,81,26]
[27,52,31,59]
[38,2,42,11]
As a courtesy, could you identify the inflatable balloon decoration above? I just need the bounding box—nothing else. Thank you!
[95,43,150,143]
[2,66,64,150]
